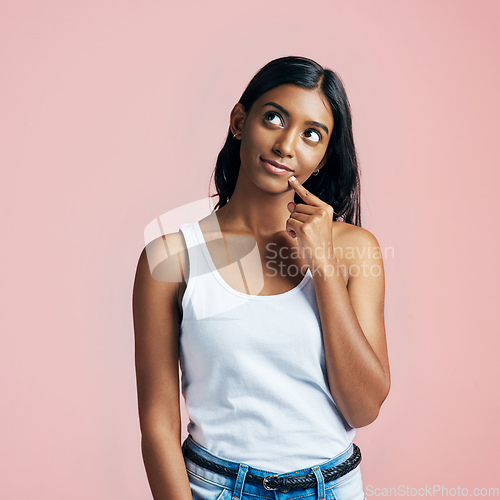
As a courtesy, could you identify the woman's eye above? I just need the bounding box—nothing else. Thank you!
[264,112,283,126]
[304,129,321,143]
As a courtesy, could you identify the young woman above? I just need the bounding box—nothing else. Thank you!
[133,56,390,500]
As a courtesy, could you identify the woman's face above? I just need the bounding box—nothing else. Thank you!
[231,83,334,194]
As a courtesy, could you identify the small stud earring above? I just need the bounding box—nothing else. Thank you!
[233,133,240,139]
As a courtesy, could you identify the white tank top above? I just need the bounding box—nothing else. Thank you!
[178,220,355,472]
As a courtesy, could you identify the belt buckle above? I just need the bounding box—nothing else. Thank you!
[263,475,278,491]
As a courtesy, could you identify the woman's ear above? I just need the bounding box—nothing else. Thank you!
[230,103,246,137]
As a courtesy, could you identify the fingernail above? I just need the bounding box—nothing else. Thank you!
[289,175,296,182]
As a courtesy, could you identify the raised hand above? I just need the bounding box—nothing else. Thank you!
[286,175,336,270]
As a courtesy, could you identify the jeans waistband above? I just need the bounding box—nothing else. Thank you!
[182,434,361,498]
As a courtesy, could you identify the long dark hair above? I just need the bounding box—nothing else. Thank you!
[209,55,362,227]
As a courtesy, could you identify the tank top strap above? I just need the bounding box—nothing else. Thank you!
[178,221,198,249]
[179,221,213,285]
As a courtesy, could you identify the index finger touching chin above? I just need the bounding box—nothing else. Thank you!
[288,176,322,206]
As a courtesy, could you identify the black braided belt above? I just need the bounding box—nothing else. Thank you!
[182,440,361,493]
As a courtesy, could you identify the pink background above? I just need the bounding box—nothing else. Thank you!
[2,0,499,498]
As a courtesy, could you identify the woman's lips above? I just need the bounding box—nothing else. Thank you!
[260,157,293,175]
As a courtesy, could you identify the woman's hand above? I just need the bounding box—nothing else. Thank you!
[286,175,336,270]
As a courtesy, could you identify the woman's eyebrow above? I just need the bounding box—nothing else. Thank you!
[263,101,330,135]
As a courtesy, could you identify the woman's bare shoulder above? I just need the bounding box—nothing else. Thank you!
[142,231,188,284]
[333,221,381,249]
[332,221,384,271]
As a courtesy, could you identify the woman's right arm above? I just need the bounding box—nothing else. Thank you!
[132,233,192,500]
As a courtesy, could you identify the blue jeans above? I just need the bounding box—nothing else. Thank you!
[182,435,366,500]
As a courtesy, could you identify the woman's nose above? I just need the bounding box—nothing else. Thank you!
[272,129,296,158]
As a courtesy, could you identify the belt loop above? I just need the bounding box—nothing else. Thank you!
[312,465,325,500]
[232,464,248,500]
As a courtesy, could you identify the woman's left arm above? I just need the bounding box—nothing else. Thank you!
[287,176,390,429]
[313,229,390,428]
